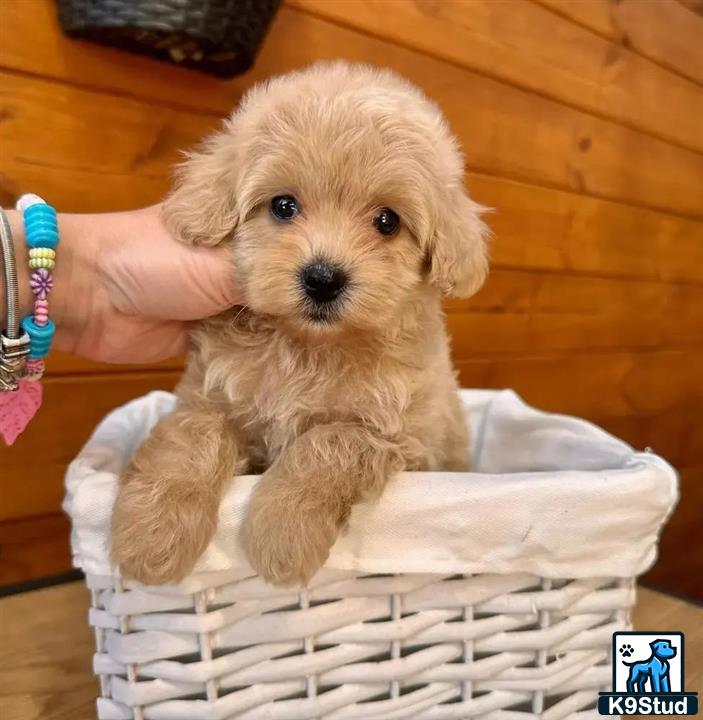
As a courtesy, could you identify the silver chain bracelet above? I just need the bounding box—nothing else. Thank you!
[0,208,30,391]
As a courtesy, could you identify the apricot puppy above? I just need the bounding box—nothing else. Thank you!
[111,62,489,587]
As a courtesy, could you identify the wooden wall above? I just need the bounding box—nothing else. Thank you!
[1,0,701,598]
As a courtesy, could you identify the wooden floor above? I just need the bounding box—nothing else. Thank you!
[0,582,700,720]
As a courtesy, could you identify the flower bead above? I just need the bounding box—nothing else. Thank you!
[30,268,53,299]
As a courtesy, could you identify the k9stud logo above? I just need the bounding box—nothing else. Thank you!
[598,632,698,715]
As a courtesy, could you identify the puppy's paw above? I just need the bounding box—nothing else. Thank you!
[111,475,218,585]
[243,486,339,587]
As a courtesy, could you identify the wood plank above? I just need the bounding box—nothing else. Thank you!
[0,162,168,215]
[2,15,703,219]
[535,0,616,37]
[0,515,72,587]
[0,582,98,720]
[644,464,703,600]
[677,0,703,16]
[0,71,219,212]
[0,0,245,116]
[447,270,703,355]
[599,411,703,468]
[455,349,703,419]
[536,0,703,87]
[0,372,180,523]
[45,352,184,377]
[291,0,703,153]
[467,173,703,285]
[634,589,703,682]
[608,0,703,86]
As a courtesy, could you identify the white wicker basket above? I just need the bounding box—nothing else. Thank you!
[65,390,677,720]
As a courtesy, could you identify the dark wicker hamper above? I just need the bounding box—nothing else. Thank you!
[56,0,281,78]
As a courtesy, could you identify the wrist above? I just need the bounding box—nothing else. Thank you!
[52,212,101,336]
[5,208,100,345]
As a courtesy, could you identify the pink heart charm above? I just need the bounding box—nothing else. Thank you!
[0,380,43,446]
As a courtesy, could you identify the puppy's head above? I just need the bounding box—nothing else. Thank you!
[650,640,676,659]
[165,62,489,336]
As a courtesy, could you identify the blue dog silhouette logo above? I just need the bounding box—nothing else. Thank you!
[599,631,698,715]
[622,638,676,693]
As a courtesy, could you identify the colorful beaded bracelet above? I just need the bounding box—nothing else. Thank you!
[18,194,59,381]
[0,194,58,445]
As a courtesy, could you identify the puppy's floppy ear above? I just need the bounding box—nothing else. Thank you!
[426,185,490,298]
[162,128,240,247]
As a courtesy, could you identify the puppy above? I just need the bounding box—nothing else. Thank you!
[111,62,489,587]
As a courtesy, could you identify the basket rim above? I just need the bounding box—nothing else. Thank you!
[64,389,678,582]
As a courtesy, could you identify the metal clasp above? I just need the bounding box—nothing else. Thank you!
[0,331,30,391]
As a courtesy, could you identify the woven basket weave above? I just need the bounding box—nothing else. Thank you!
[56,0,281,77]
[88,570,633,720]
[66,390,677,719]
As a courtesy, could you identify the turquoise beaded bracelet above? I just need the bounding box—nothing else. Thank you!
[18,194,59,380]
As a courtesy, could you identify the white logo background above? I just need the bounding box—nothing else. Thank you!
[614,632,683,693]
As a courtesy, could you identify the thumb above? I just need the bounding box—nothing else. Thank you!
[169,242,244,320]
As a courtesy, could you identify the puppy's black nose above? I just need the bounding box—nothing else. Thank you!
[300,261,347,303]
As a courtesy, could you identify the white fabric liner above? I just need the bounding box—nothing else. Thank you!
[64,389,677,581]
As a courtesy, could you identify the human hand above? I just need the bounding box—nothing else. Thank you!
[8,204,242,363]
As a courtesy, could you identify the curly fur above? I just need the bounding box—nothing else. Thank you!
[111,62,490,587]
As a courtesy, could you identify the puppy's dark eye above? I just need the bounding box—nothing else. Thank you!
[270,195,299,221]
[373,207,400,237]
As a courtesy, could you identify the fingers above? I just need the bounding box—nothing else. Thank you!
[171,242,244,319]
